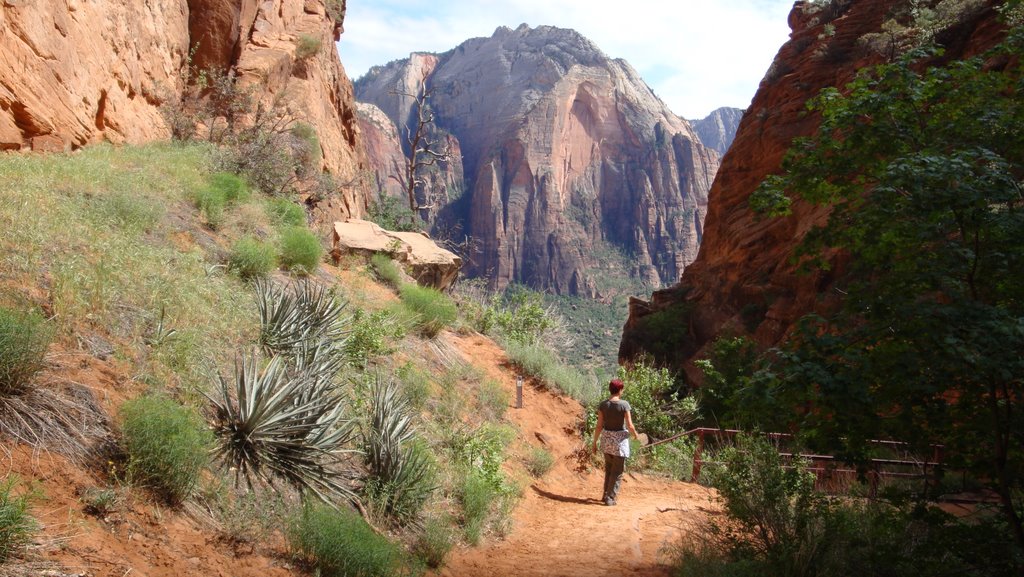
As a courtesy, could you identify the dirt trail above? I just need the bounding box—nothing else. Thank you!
[444,334,716,577]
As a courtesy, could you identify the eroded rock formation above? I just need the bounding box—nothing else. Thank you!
[1,0,367,217]
[691,107,744,155]
[356,25,720,296]
[619,0,1010,380]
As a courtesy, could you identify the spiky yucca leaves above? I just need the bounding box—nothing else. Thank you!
[254,278,348,357]
[207,348,356,502]
[363,374,436,521]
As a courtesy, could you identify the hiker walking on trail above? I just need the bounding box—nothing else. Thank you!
[592,379,639,506]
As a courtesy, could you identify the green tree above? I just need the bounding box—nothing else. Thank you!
[751,29,1024,554]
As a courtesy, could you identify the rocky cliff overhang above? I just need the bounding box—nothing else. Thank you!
[619,0,1009,380]
[332,219,462,291]
[0,0,368,218]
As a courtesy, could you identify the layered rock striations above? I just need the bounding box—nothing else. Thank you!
[691,107,744,155]
[620,0,1010,379]
[1,0,367,217]
[356,25,720,296]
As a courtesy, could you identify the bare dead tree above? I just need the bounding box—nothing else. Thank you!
[388,81,451,220]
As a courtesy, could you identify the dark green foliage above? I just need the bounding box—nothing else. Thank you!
[210,172,250,203]
[618,360,698,440]
[368,195,419,232]
[482,286,552,345]
[0,476,38,563]
[228,236,277,280]
[266,197,306,228]
[627,301,697,370]
[749,30,1024,554]
[0,307,52,395]
[345,309,405,369]
[120,394,212,504]
[674,434,1023,577]
[206,351,355,501]
[278,227,323,275]
[289,503,411,577]
[399,284,456,338]
[695,336,786,430]
[362,375,436,522]
[370,254,404,288]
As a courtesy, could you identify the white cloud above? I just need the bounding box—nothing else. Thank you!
[337,0,794,119]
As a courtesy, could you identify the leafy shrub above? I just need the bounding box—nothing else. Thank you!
[228,236,277,279]
[345,309,405,368]
[194,186,227,229]
[289,504,410,577]
[266,197,306,227]
[619,360,697,440]
[0,476,38,563]
[362,375,436,522]
[210,172,250,203]
[120,394,211,504]
[525,447,555,478]
[460,470,497,545]
[295,34,322,61]
[0,307,52,395]
[486,287,553,345]
[278,226,322,274]
[370,253,404,288]
[367,195,419,232]
[399,284,457,338]
[413,515,455,569]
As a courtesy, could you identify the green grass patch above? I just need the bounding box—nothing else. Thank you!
[0,143,255,394]
[370,253,403,288]
[120,394,212,505]
[525,447,555,478]
[503,339,600,406]
[228,236,277,280]
[459,470,498,545]
[413,515,456,569]
[399,284,457,338]
[0,476,38,563]
[289,504,411,577]
[278,226,323,274]
[209,172,250,203]
[0,307,53,395]
[265,197,306,227]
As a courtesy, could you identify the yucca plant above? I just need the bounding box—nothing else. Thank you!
[362,374,436,521]
[206,349,356,502]
[254,278,349,356]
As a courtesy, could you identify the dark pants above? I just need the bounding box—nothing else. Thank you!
[602,453,626,503]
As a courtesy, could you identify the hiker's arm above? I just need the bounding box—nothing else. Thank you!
[625,410,638,440]
[592,411,604,452]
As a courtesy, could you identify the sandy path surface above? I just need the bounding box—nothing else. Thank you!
[443,334,716,577]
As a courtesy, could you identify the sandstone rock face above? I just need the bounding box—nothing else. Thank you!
[1,0,367,218]
[356,25,720,296]
[356,102,406,199]
[332,219,462,291]
[690,107,744,155]
[619,0,1009,380]
[0,0,190,151]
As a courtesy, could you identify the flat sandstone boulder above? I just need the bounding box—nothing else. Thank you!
[332,219,462,291]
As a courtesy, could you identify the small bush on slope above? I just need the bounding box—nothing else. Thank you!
[120,394,212,504]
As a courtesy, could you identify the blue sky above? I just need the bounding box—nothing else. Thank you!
[336,0,795,119]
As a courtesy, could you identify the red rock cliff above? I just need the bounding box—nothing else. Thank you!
[356,25,720,296]
[619,0,1009,379]
[0,0,367,216]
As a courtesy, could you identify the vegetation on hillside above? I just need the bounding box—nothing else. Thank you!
[690,22,1024,575]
